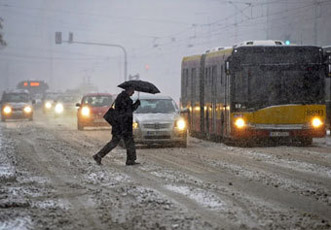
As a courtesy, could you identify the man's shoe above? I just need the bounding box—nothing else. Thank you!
[126,160,140,166]
[93,154,102,165]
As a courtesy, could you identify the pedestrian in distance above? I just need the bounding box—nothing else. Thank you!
[93,87,141,166]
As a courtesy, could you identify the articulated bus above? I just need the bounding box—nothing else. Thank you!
[323,45,331,130]
[181,40,331,146]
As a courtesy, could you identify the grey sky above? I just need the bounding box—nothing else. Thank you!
[1,0,330,101]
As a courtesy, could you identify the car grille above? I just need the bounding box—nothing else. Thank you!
[143,123,172,129]
[144,135,171,140]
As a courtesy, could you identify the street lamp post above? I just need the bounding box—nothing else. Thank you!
[72,41,127,81]
[55,32,128,81]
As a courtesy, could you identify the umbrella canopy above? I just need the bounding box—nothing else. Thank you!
[117,80,160,94]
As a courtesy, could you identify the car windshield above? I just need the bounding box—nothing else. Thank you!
[82,96,112,107]
[3,93,29,103]
[44,93,61,101]
[57,95,79,103]
[135,99,177,114]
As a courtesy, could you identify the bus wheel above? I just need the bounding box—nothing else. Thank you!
[300,137,312,146]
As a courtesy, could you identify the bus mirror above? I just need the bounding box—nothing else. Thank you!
[225,61,230,75]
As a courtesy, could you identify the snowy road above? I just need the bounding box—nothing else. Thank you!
[1,111,331,230]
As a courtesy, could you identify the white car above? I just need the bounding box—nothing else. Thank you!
[132,95,187,147]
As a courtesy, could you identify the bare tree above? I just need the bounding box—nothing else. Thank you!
[0,17,7,47]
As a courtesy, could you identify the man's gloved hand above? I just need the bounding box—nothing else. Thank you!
[136,99,141,106]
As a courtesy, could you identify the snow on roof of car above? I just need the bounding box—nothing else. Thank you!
[83,93,113,97]
[132,94,172,100]
[4,89,30,94]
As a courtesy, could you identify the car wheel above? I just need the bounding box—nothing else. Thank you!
[77,122,84,130]
[178,140,187,148]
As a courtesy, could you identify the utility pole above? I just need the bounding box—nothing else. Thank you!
[55,32,128,81]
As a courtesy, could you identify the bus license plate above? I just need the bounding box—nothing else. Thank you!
[270,132,289,137]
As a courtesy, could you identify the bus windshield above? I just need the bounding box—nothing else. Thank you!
[232,46,325,110]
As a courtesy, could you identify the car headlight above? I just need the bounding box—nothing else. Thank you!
[234,118,245,129]
[81,106,90,117]
[133,121,139,129]
[176,119,186,130]
[311,117,323,128]
[3,106,12,114]
[45,102,52,109]
[24,106,32,113]
[55,103,64,114]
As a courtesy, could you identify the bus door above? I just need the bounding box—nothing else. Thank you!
[212,66,217,135]
[224,61,231,137]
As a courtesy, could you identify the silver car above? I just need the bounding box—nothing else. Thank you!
[132,95,187,147]
[0,90,35,122]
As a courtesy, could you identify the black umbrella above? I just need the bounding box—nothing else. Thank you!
[117,80,160,94]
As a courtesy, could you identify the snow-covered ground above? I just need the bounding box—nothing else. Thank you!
[1,111,331,230]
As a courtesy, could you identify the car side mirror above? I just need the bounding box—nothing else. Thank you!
[180,108,189,114]
[75,103,81,107]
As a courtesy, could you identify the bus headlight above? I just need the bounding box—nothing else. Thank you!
[3,106,12,114]
[311,117,323,128]
[24,106,32,113]
[133,121,139,129]
[234,118,245,129]
[81,106,90,117]
[45,102,52,109]
[176,119,186,130]
[55,103,64,114]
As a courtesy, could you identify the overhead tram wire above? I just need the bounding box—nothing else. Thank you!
[131,0,331,59]
[0,52,121,62]
[0,3,192,26]
[193,1,329,40]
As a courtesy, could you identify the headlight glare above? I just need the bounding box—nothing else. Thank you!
[133,121,139,129]
[312,117,323,128]
[55,103,64,114]
[24,106,32,113]
[235,118,245,128]
[176,119,186,130]
[81,106,90,117]
[45,102,52,109]
[3,106,12,114]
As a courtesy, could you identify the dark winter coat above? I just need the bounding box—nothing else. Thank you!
[112,90,140,136]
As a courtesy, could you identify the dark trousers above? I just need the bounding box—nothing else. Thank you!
[97,133,136,162]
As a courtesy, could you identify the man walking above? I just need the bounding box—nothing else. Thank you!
[93,87,140,165]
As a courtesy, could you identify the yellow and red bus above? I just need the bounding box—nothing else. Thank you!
[181,40,331,146]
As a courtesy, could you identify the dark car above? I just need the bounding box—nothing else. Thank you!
[76,93,113,130]
[42,91,62,114]
[53,94,80,116]
[0,90,35,121]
